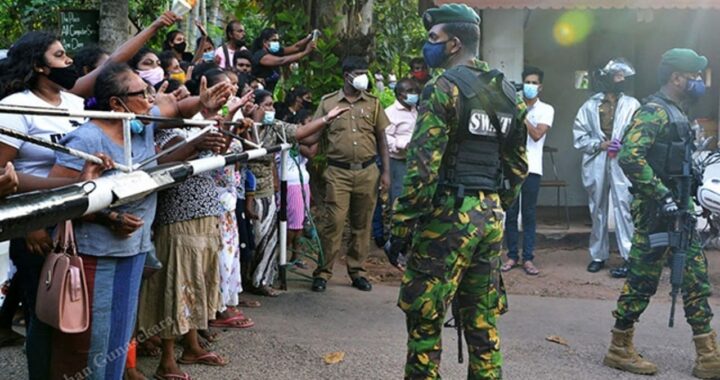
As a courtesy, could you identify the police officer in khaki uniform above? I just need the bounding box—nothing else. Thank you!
[311,56,391,292]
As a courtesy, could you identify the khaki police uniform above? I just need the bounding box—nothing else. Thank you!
[313,89,390,280]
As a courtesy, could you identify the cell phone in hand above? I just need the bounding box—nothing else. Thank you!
[312,29,321,41]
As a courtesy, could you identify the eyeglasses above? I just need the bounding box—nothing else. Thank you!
[124,87,153,100]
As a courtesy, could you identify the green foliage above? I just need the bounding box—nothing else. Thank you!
[373,0,425,79]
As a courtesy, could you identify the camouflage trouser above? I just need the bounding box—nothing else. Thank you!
[398,191,508,380]
[613,198,713,334]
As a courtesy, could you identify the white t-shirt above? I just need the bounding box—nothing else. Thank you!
[0,90,85,176]
[524,99,555,176]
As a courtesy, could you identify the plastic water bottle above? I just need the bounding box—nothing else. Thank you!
[171,0,196,17]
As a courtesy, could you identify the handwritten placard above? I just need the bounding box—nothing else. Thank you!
[60,10,100,52]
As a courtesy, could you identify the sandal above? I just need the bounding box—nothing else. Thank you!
[209,315,254,329]
[238,299,261,308]
[523,261,540,276]
[153,371,191,380]
[500,259,518,272]
[177,351,228,366]
[198,329,220,343]
[248,285,280,297]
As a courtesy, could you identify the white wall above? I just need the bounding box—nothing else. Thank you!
[482,9,525,83]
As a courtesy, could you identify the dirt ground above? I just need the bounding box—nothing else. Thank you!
[356,242,720,303]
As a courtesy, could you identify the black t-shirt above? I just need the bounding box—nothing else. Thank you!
[252,48,285,91]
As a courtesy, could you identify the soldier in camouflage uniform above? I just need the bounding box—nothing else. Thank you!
[385,4,528,379]
[604,48,720,379]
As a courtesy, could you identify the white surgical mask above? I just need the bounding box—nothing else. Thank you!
[523,83,540,100]
[262,110,275,125]
[405,93,419,106]
[350,74,369,91]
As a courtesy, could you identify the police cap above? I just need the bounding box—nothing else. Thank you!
[660,48,708,73]
[422,4,481,31]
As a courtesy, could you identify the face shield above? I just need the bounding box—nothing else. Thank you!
[591,58,636,93]
[602,58,636,80]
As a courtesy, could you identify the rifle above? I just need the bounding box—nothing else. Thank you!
[648,134,694,328]
[443,297,464,363]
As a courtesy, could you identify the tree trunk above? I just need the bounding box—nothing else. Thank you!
[99,0,129,52]
[313,0,375,59]
[210,0,221,28]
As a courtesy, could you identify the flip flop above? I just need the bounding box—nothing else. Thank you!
[153,371,191,380]
[523,261,540,276]
[500,259,519,272]
[177,351,228,366]
[209,315,254,329]
[238,299,261,308]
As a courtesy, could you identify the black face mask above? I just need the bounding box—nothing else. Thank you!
[303,100,313,109]
[47,66,79,90]
[173,42,187,54]
[610,80,627,94]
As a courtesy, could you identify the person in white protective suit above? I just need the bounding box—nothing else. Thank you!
[573,58,640,277]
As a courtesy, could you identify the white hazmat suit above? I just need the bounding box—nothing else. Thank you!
[573,92,640,262]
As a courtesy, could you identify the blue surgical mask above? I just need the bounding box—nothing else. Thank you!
[422,40,449,68]
[262,111,275,125]
[523,84,539,99]
[405,93,419,106]
[268,41,281,54]
[129,119,145,134]
[686,78,706,99]
[202,51,215,62]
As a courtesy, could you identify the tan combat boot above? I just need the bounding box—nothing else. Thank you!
[692,331,720,379]
[603,327,658,375]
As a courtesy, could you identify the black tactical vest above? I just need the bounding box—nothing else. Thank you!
[438,66,518,193]
[645,94,694,186]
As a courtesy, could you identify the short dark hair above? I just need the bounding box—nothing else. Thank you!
[93,62,134,111]
[158,50,177,75]
[253,89,273,105]
[409,57,426,68]
[73,45,108,76]
[233,50,253,65]
[522,66,544,83]
[394,78,419,98]
[225,20,242,41]
[441,22,480,53]
[342,56,369,74]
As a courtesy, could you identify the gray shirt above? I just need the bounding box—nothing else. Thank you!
[55,121,158,257]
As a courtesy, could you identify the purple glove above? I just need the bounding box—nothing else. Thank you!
[608,138,622,154]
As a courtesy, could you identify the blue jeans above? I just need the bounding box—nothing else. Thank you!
[10,238,52,380]
[504,173,541,262]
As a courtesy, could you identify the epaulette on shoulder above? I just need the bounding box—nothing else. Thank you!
[320,91,339,101]
[364,91,378,99]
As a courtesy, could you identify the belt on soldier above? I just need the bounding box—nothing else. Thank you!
[327,158,376,170]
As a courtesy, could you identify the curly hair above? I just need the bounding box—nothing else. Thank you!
[0,31,59,99]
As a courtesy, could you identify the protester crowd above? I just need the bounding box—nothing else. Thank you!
[0,8,432,379]
[0,4,680,380]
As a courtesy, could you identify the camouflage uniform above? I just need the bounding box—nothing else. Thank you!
[613,91,713,335]
[391,59,528,379]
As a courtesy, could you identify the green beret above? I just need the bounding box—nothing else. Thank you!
[660,48,708,73]
[423,4,480,31]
